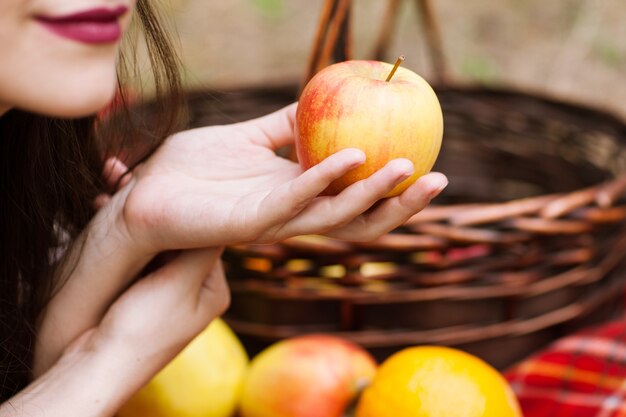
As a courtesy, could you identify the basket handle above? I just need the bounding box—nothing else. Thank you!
[303,0,353,90]
[416,0,449,84]
[302,0,449,88]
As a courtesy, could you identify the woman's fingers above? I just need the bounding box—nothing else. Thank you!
[257,148,366,232]
[241,103,298,150]
[94,157,132,210]
[273,158,416,239]
[154,247,223,301]
[272,170,447,241]
[94,247,227,370]
[146,247,229,333]
[103,157,130,190]
[326,172,448,240]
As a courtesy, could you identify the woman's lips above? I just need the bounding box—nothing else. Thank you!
[35,6,128,45]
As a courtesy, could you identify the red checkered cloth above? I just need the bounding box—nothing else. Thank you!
[505,320,626,417]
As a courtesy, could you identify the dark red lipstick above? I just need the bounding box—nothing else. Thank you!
[36,6,128,44]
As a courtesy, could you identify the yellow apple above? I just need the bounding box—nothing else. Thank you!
[118,319,248,417]
[295,59,443,197]
[239,334,377,417]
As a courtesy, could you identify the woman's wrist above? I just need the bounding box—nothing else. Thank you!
[94,178,157,258]
[2,337,144,417]
[57,341,142,415]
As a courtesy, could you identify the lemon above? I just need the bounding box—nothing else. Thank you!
[356,346,521,417]
[118,318,249,417]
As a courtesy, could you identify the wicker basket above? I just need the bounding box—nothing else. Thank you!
[181,0,626,369]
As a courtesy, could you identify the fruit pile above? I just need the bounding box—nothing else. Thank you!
[118,319,521,417]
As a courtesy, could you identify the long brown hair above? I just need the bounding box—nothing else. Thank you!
[0,1,185,401]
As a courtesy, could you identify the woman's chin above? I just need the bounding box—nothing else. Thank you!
[22,87,118,119]
[49,99,114,119]
[2,65,120,119]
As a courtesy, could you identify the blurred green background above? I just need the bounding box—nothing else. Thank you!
[155,0,625,117]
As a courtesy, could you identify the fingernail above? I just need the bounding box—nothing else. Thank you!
[429,176,449,199]
[389,158,414,174]
[350,159,365,169]
[345,148,366,167]
[395,171,413,184]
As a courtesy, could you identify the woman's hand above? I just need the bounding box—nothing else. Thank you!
[121,103,448,252]
[7,247,227,417]
[83,247,229,379]
[35,103,446,377]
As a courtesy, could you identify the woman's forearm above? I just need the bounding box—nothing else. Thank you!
[12,245,226,417]
[1,340,144,417]
[34,187,155,376]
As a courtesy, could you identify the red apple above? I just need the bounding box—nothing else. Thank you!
[239,334,377,417]
[295,59,443,197]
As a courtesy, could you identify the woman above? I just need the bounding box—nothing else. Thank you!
[0,1,447,415]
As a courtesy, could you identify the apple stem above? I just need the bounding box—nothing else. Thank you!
[385,55,405,82]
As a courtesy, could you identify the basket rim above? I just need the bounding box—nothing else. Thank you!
[225,267,626,348]
[183,82,626,127]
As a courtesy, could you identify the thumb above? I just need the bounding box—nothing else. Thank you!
[240,103,297,150]
[198,258,230,317]
[153,247,224,299]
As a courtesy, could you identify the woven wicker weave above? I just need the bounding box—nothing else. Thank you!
[182,0,626,369]
[174,84,626,369]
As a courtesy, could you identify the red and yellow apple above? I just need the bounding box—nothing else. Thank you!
[239,334,377,417]
[295,59,443,197]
